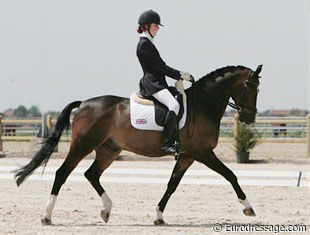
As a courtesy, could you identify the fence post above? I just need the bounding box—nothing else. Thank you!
[233,113,239,138]
[307,114,310,158]
[46,114,53,134]
[0,114,3,152]
[46,114,58,152]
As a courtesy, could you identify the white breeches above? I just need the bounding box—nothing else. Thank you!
[152,88,180,115]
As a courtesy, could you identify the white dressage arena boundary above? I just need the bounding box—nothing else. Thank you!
[0,166,309,187]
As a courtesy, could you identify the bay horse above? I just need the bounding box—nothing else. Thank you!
[15,64,262,225]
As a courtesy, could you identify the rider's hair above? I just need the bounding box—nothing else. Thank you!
[137,24,150,34]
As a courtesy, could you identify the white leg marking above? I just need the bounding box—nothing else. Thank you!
[45,195,57,220]
[100,192,112,223]
[101,192,112,212]
[156,206,163,221]
[239,198,251,209]
[239,197,256,216]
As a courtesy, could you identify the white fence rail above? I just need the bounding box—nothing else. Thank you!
[0,114,309,157]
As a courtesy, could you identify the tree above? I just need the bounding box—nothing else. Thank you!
[27,105,41,117]
[15,105,27,117]
[289,108,300,115]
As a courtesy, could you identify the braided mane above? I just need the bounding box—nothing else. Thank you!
[197,65,251,85]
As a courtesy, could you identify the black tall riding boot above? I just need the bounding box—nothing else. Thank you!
[162,111,178,155]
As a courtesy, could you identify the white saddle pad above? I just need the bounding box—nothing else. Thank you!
[130,92,187,131]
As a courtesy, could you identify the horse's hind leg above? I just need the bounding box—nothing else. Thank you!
[41,147,93,225]
[154,156,194,225]
[84,139,121,223]
[196,149,256,216]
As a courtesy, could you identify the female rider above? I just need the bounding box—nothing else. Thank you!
[136,10,192,155]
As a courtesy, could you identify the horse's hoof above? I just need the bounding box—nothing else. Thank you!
[154,219,166,225]
[41,217,52,225]
[101,209,110,223]
[243,207,256,216]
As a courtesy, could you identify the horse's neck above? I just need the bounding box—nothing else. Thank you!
[191,73,241,122]
[205,87,230,121]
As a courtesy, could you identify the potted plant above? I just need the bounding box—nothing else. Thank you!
[233,122,262,163]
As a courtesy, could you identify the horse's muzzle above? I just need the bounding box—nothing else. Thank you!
[238,112,256,124]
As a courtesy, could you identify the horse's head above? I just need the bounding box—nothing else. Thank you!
[231,65,262,124]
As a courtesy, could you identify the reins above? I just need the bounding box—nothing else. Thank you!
[204,89,241,111]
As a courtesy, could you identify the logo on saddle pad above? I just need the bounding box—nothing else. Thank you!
[130,81,187,131]
[135,118,147,125]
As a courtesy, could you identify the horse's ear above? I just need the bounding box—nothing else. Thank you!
[254,64,263,77]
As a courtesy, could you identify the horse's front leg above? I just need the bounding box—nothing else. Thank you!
[196,149,256,216]
[154,157,194,225]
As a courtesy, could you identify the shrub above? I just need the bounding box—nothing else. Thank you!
[233,123,262,152]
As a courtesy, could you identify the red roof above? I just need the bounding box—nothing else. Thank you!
[2,109,15,117]
[268,109,307,117]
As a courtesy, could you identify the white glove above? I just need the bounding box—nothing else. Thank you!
[180,71,192,81]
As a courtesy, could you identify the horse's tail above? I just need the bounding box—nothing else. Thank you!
[15,101,82,186]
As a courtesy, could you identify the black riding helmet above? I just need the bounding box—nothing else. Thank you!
[138,10,163,27]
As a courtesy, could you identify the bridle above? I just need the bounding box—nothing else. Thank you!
[233,72,259,116]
